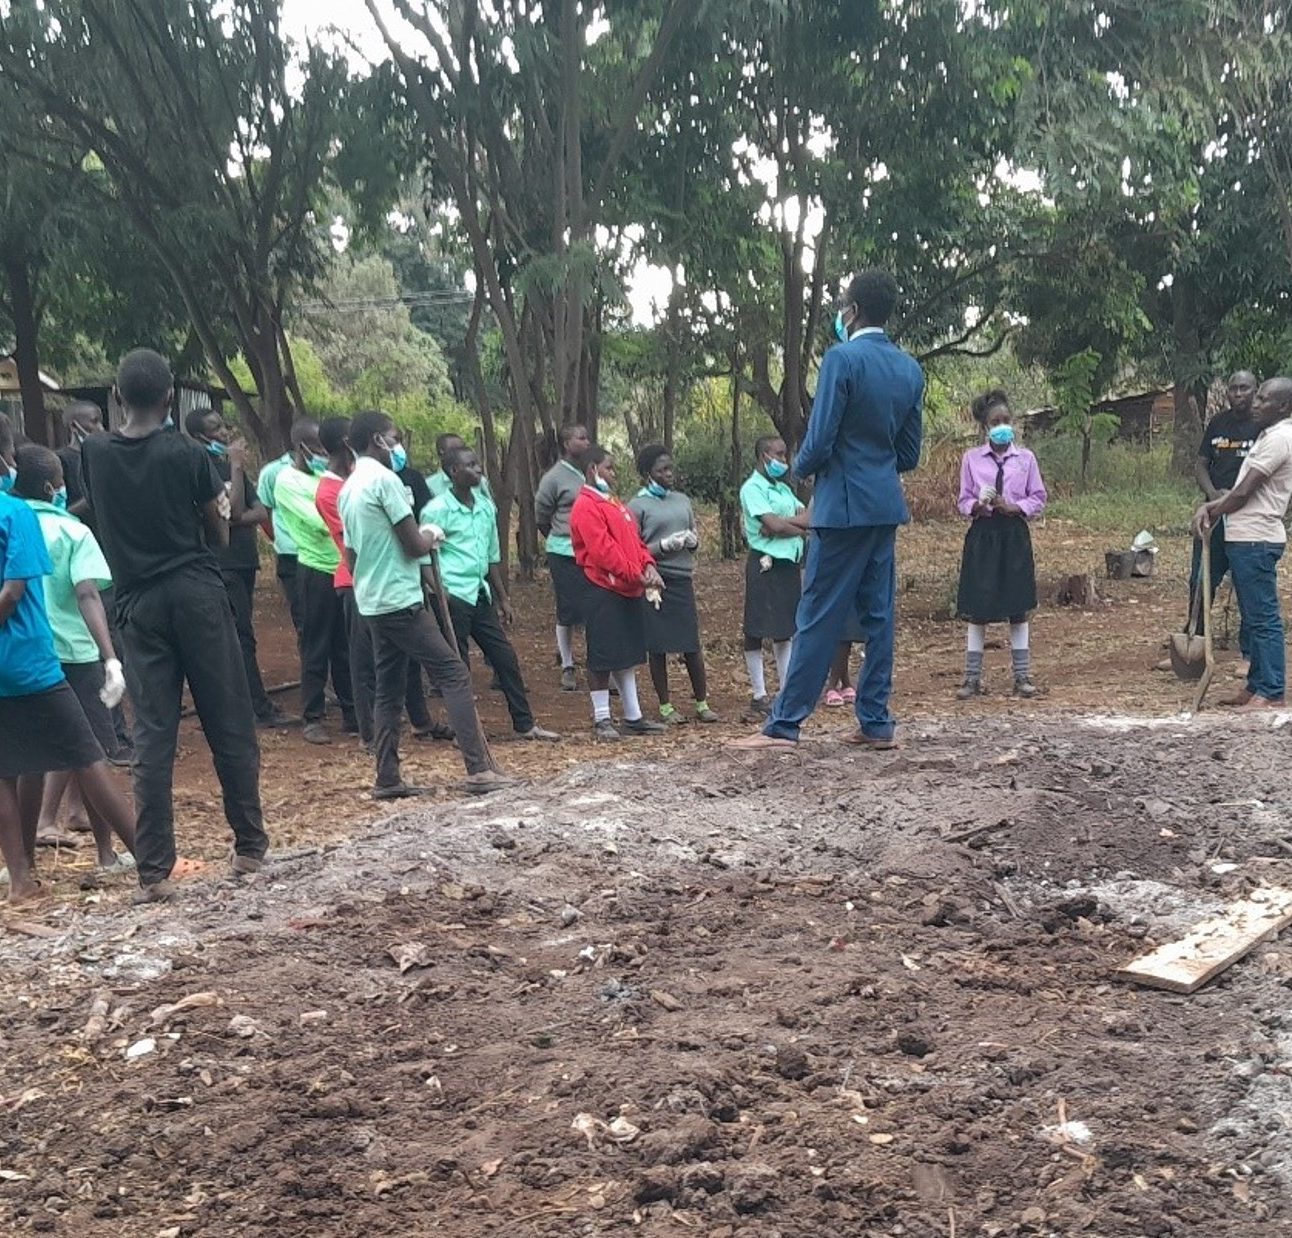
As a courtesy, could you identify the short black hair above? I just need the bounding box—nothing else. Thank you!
[636,443,670,477]
[580,445,610,473]
[289,416,321,448]
[754,434,783,462]
[116,349,174,410]
[443,444,476,476]
[559,423,587,449]
[13,443,60,499]
[844,270,899,327]
[0,412,13,456]
[436,431,464,457]
[970,389,1011,425]
[62,400,103,430]
[184,406,222,438]
[319,416,352,456]
[349,409,394,451]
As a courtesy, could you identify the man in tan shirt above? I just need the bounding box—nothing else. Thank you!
[1193,377,1292,709]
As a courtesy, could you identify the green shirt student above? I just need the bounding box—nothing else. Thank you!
[428,469,493,504]
[338,456,425,617]
[272,466,339,575]
[27,501,112,665]
[421,488,500,606]
[257,452,297,556]
[740,470,805,562]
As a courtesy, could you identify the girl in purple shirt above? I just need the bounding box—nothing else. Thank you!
[954,390,1048,699]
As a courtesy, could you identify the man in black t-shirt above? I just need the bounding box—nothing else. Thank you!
[1189,371,1260,653]
[185,408,292,728]
[82,350,268,903]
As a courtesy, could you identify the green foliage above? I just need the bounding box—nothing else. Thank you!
[1050,348,1118,490]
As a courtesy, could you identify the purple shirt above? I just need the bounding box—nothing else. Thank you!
[957,443,1048,520]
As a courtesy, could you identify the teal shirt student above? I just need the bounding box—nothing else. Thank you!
[740,470,805,562]
[421,488,500,606]
[0,492,63,698]
[257,452,298,556]
[428,469,493,504]
[26,500,112,665]
[338,456,424,617]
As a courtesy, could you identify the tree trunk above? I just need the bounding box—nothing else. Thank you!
[661,280,684,452]
[720,349,744,560]
[3,256,49,446]
[1080,429,1092,491]
[1169,272,1206,479]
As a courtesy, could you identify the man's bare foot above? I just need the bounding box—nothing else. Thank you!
[35,829,81,849]
[133,880,177,905]
[7,878,45,906]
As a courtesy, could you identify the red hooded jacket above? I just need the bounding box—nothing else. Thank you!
[570,486,655,598]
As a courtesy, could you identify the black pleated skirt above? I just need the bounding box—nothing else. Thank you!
[956,516,1037,623]
[0,680,105,779]
[548,553,589,627]
[743,553,801,641]
[584,583,647,672]
[644,570,702,655]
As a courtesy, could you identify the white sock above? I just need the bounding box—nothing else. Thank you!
[614,670,642,721]
[773,639,793,684]
[590,689,611,722]
[745,649,767,699]
[556,625,574,669]
[967,623,986,654]
[1009,621,1029,650]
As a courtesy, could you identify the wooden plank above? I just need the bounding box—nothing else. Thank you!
[1116,887,1292,994]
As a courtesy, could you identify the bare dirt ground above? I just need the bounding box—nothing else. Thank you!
[5,519,1292,1236]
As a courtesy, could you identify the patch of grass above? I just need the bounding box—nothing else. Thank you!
[1047,485,1196,536]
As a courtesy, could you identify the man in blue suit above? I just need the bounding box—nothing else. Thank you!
[731,269,923,752]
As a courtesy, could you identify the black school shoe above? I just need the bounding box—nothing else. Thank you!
[622,716,667,736]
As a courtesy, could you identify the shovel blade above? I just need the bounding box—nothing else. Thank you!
[1169,632,1206,681]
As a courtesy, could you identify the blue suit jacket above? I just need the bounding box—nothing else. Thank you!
[795,329,924,528]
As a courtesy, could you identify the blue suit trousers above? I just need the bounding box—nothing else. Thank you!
[764,526,897,742]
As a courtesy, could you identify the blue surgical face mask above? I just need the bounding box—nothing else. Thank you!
[988,424,1015,447]
[0,464,12,494]
[205,439,228,458]
[834,310,850,343]
[594,477,611,494]
[766,458,789,480]
[647,480,668,499]
[162,415,174,430]
[51,486,68,511]
[308,454,328,476]
[390,444,408,473]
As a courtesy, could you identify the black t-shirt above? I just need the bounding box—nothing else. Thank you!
[210,453,261,572]
[81,428,223,597]
[56,446,92,533]
[1200,407,1259,491]
[400,465,432,519]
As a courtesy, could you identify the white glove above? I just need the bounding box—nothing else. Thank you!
[216,489,232,520]
[660,532,688,553]
[419,523,446,550]
[682,530,700,551]
[978,484,997,505]
[100,658,126,709]
[645,586,663,610]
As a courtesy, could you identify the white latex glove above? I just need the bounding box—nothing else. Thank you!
[978,484,997,505]
[100,658,126,709]
[216,489,232,520]
[419,522,446,550]
[682,530,700,551]
[645,586,663,610]
[660,532,687,553]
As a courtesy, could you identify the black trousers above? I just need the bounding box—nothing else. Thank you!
[448,591,534,733]
[297,564,354,724]
[342,588,431,743]
[222,567,274,719]
[100,583,132,753]
[115,563,268,887]
[276,553,304,634]
[368,605,492,788]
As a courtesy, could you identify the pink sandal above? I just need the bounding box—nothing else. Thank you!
[825,689,845,707]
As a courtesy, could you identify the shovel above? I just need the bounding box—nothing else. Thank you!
[1170,537,1208,682]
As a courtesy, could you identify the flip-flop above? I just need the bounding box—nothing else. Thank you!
[35,830,81,849]
[99,854,137,875]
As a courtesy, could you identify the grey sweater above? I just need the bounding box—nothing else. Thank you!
[535,459,585,552]
[628,488,698,575]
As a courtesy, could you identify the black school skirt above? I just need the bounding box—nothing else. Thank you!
[548,553,589,627]
[743,553,801,641]
[956,515,1037,623]
[584,583,647,673]
[0,680,105,779]
[644,570,702,655]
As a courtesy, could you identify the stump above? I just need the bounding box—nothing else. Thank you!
[1054,573,1100,607]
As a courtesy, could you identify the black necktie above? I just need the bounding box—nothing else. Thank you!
[995,457,1005,497]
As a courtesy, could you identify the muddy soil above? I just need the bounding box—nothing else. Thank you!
[6,711,1292,1236]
